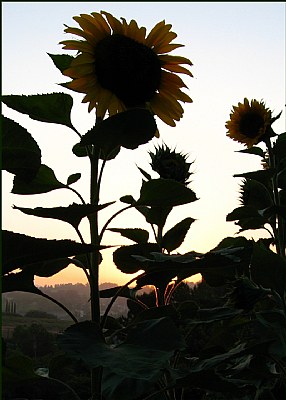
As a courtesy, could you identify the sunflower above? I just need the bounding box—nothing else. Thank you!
[225,98,272,148]
[60,11,193,126]
[149,144,193,185]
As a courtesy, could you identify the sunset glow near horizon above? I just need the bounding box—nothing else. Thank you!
[2,2,285,287]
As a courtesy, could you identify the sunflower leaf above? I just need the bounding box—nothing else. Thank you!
[2,270,42,294]
[80,108,157,156]
[67,173,81,185]
[2,116,41,181]
[2,230,95,275]
[58,318,185,380]
[237,147,265,157]
[162,217,195,252]
[12,203,109,228]
[113,243,160,274]
[12,164,66,194]
[251,242,286,297]
[48,53,75,73]
[108,228,149,244]
[137,178,198,207]
[2,93,75,130]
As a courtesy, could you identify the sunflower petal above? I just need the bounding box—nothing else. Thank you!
[159,54,193,66]
[156,43,184,54]
[163,64,193,77]
[100,11,124,34]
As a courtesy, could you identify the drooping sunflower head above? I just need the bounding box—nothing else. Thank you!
[149,144,193,185]
[225,98,273,148]
[60,11,193,126]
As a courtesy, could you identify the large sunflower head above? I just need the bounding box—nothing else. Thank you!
[60,11,193,126]
[225,98,273,148]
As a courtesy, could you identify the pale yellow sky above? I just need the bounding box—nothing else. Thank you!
[2,2,285,286]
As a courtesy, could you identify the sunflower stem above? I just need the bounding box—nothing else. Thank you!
[89,138,102,399]
[265,137,285,258]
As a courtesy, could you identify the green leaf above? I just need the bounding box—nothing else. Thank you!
[120,195,136,204]
[137,165,151,181]
[162,217,195,252]
[2,93,75,130]
[13,203,114,228]
[239,179,273,209]
[277,167,286,190]
[26,258,72,277]
[48,53,75,73]
[12,164,65,194]
[226,206,268,232]
[100,286,138,301]
[2,270,42,294]
[237,146,265,157]
[2,230,95,274]
[2,116,41,181]
[234,169,275,186]
[137,178,198,207]
[58,318,185,380]
[113,243,160,274]
[108,228,149,244]
[72,142,89,157]
[144,206,172,228]
[67,173,81,185]
[251,242,286,296]
[80,108,157,156]
[273,132,286,163]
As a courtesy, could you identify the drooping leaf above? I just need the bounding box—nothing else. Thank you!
[137,178,198,207]
[12,164,65,194]
[162,217,195,252]
[13,202,115,228]
[2,270,42,294]
[108,228,149,244]
[58,318,185,380]
[113,243,160,274]
[2,230,95,274]
[67,173,81,185]
[226,206,269,232]
[2,116,41,181]
[48,53,75,73]
[143,206,172,228]
[2,93,75,130]
[24,258,73,277]
[80,108,157,156]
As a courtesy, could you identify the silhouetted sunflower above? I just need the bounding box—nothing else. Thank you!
[60,11,193,126]
[226,98,272,148]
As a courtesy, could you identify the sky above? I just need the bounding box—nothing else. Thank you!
[2,2,285,287]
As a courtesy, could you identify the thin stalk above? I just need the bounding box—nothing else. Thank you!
[100,272,146,329]
[66,185,86,204]
[39,292,78,323]
[265,137,285,257]
[89,141,102,400]
[98,204,133,242]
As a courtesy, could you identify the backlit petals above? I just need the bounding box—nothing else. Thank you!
[61,10,193,125]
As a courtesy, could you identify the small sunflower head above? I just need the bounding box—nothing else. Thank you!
[226,98,274,148]
[226,277,268,312]
[149,144,193,185]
